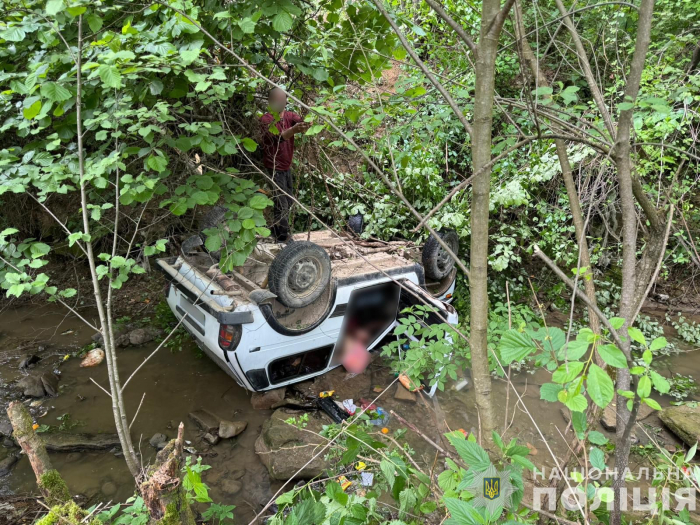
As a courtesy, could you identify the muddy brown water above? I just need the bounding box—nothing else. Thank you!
[1,303,699,522]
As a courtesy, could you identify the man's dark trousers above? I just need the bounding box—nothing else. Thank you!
[271,168,293,241]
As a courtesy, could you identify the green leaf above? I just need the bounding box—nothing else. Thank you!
[67,5,86,16]
[147,155,168,173]
[444,498,481,525]
[23,99,42,120]
[446,434,490,471]
[242,219,256,229]
[272,11,294,32]
[249,194,272,210]
[380,459,395,488]
[41,82,72,103]
[589,447,606,470]
[1,26,26,42]
[597,344,628,368]
[87,14,103,32]
[552,361,584,384]
[643,398,661,410]
[564,394,588,412]
[650,337,668,351]
[238,18,256,33]
[98,65,121,88]
[204,235,222,252]
[650,370,670,394]
[619,102,635,111]
[587,364,615,409]
[637,375,652,398]
[241,138,257,152]
[46,0,64,15]
[588,431,609,445]
[305,124,325,136]
[540,383,563,402]
[610,317,626,330]
[559,339,589,360]
[30,243,50,259]
[642,350,652,365]
[499,329,536,365]
[628,327,646,346]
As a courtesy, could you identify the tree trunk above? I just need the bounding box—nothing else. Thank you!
[513,0,601,338]
[469,0,509,435]
[7,401,70,507]
[140,423,196,525]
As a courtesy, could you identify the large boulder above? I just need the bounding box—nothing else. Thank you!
[188,409,221,434]
[659,405,700,447]
[251,387,286,410]
[255,408,332,480]
[41,372,60,397]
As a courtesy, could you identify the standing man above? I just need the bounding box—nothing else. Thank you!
[260,87,310,241]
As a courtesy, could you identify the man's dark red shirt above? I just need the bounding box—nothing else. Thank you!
[260,111,302,171]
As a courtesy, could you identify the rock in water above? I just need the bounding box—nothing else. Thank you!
[251,388,286,410]
[220,480,242,495]
[128,327,161,346]
[40,433,120,452]
[40,372,60,397]
[0,454,19,477]
[101,481,117,497]
[16,375,45,398]
[203,433,220,445]
[80,349,105,367]
[255,408,332,480]
[188,409,221,433]
[18,355,41,370]
[219,420,247,439]
[149,433,168,448]
[659,405,700,447]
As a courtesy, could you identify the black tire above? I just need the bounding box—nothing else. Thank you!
[268,241,332,308]
[348,213,364,235]
[199,206,228,258]
[422,230,459,280]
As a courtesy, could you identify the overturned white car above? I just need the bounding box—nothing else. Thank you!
[157,224,459,392]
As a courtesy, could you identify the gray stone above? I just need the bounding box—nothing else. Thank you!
[128,327,161,346]
[101,481,117,497]
[40,372,60,397]
[659,404,700,447]
[188,409,221,433]
[230,469,245,480]
[255,408,332,480]
[219,420,247,439]
[16,375,45,398]
[601,402,655,432]
[394,384,417,403]
[66,452,82,463]
[0,417,13,437]
[149,433,168,448]
[251,388,286,410]
[0,454,18,477]
[220,479,242,495]
[2,438,16,448]
[203,433,220,446]
[40,433,120,452]
[19,355,40,369]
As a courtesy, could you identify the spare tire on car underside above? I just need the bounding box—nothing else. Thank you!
[422,230,459,280]
[268,241,332,308]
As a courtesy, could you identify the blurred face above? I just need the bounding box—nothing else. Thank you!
[269,89,287,114]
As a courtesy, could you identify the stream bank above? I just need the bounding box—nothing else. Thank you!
[1,303,699,523]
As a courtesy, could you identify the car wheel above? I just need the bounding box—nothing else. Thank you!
[422,230,459,280]
[268,241,332,308]
[348,213,364,235]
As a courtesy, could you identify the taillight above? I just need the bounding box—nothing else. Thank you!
[218,324,241,351]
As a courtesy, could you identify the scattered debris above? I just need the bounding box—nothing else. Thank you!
[80,348,105,367]
[342,399,357,415]
[317,397,349,423]
[398,373,423,392]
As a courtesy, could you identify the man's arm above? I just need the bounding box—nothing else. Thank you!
[281,114,310,139]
